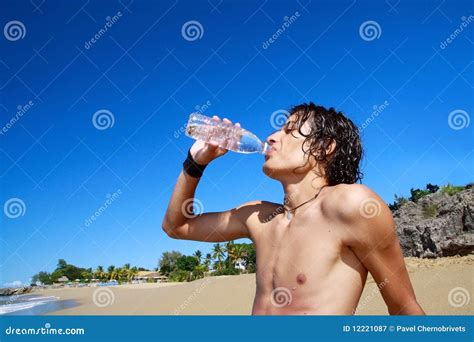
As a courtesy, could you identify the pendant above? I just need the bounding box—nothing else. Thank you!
[286,211,293,220]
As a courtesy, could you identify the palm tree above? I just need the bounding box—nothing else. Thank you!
[94,266,106,281]
[204,253,212,271]
[57,259,67,269]
[193,250,202,264]
[227,244,245,265]
[212,243,225,270]
[228,244,246,268]
[129,266,139,282]
[225,241,235,267]
[81,270,91,282]
[107,265,116,280]
[122,263,131,283]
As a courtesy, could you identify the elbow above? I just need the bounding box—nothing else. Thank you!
[161,219,183,239]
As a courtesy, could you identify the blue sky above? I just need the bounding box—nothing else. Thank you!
[1,0,473,286]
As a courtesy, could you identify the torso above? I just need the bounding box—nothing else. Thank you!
[247,184,368,315]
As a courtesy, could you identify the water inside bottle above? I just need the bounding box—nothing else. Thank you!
[185,113,270,154]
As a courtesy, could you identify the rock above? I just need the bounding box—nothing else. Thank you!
[0,286,32,296]
[394,188,474,258]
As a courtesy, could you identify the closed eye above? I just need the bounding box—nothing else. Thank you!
[283,121,298,135]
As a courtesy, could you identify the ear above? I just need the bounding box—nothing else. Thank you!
[325,139,336,156]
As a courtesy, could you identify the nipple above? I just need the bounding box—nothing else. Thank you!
[296,273,307,285]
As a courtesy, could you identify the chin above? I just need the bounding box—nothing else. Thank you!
[262,162,273,177]
[262,162,283,180]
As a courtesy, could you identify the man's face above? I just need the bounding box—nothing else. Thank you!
[262,114,314,180]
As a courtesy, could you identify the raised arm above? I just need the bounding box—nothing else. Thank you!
[161,117,255,242]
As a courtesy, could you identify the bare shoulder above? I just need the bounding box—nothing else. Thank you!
[332,183,381,208]
[322,183,373,212]
[322,183,394,232]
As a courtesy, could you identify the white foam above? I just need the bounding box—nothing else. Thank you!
[0,296,59,314]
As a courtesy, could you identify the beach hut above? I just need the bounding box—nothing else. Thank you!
[57,276,69,283]
[134,271,168,283]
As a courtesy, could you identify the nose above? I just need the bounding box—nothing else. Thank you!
[266,130,279,145]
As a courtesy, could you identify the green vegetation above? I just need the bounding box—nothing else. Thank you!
[30,243,257,285]
[409,183,439,203]
[388,183,471,212]
[31,259,145,285]
[157,241,256,282]
[388,194,409,211]
[440,183,467,196]
[422,203,438,218]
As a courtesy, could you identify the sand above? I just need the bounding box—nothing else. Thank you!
[38,256,473,315]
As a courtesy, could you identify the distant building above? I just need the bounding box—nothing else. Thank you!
[57,276,69,283]
[134,271,168,283]
[234,259,246,271]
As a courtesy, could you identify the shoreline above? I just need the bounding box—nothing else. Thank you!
[3,256,472,315]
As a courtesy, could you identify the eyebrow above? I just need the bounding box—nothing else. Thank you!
[285,120,298,129]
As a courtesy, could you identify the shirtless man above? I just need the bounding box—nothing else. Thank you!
[162,102,425,315]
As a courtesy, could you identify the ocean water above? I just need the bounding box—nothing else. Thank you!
[0,294,78,315]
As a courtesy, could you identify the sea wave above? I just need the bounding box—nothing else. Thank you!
[0,294,60,315]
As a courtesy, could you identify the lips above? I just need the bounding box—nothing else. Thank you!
[264,147,276,160]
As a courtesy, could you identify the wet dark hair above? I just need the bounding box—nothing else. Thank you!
[285,102,363,185]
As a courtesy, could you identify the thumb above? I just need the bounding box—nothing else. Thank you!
[207,140,219,149]
[206,141,222,154]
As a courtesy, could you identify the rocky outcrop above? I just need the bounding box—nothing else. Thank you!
[394,188,474,258]
[0,286,32,296]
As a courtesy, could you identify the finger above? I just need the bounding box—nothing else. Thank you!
[212,115,220,122]
[235,122,240,127]
[207,140,219,148]
[223,118,232,125]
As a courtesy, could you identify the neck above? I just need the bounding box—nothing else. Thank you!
[282,173,328,209]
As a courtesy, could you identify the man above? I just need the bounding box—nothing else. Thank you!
[162,102,425,315]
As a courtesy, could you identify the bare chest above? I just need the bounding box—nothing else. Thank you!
[253,208,346,287]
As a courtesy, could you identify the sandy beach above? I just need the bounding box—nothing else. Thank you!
[35,256,473,315]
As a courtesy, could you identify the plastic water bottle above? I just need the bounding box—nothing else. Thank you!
[185,113,270,154]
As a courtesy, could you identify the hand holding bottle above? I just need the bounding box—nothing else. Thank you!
[189,116,240,165]
[186,113,269,161]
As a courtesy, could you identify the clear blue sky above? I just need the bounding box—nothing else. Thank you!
[1,0,473,286]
